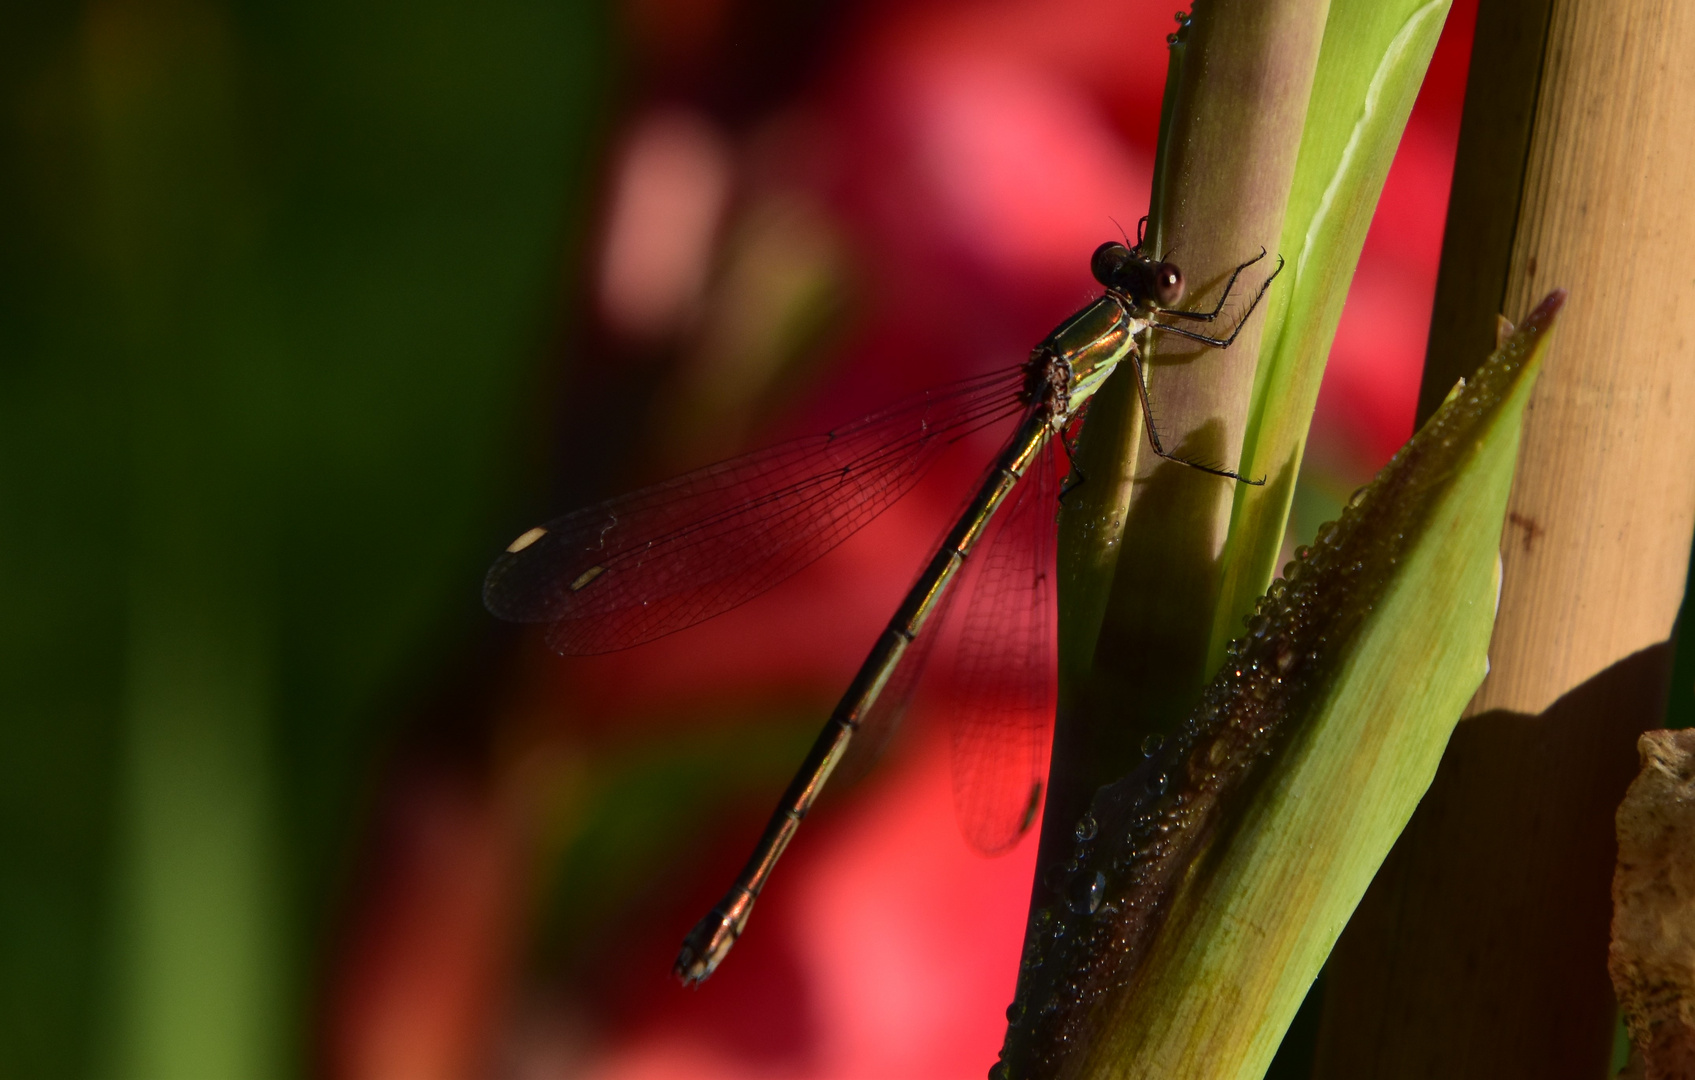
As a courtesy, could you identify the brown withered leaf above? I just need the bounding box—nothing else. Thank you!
[1611,728,1695,1080]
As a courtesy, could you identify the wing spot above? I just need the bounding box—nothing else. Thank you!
[570,565,607,591]
[507,526,547,553]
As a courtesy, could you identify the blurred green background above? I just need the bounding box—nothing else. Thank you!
[1,1,612,1076]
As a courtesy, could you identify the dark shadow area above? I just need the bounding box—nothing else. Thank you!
[1665,537,1695,732]
[1266,969,1327,1080]
[1314,642,1673,1080]
[1415,0,1555,424]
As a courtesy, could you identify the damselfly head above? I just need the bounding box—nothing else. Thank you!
[1090,241,1185,309]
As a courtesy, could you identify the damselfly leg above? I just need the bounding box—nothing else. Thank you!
[1087,240,1284,482]
[1127,340,1259,483]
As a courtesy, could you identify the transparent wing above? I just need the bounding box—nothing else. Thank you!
[949,438,1060,855]
[484,366,1026,655]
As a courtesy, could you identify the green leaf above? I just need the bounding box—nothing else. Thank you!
[1210,0,1456,670]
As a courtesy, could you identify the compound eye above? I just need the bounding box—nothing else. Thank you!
[1091,241,1131,287]
[1154,262,1184,307]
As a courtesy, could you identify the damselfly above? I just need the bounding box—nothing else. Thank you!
[483,234,1282,984]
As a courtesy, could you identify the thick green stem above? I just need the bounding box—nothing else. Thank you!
[1045,0,1328,943]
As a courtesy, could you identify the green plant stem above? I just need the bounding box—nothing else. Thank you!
[1047,0,1329,912]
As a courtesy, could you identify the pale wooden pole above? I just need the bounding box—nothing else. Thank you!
[1315,0,1695,1074]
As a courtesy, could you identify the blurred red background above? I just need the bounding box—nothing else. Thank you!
[326,1,1478,1077]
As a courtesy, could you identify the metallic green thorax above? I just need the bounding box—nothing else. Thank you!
[674,290,1150,985]
[1037,293,1147,420]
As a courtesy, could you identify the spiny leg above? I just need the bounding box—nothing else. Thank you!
[1127,344,1265,485]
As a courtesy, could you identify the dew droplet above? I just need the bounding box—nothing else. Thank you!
[1065,869,1108,915]
[1141,733,1165,756]
[1075,813,1098,841]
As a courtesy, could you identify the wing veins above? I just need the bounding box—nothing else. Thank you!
[595,393,1024,576]
[486,365,1030,652]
